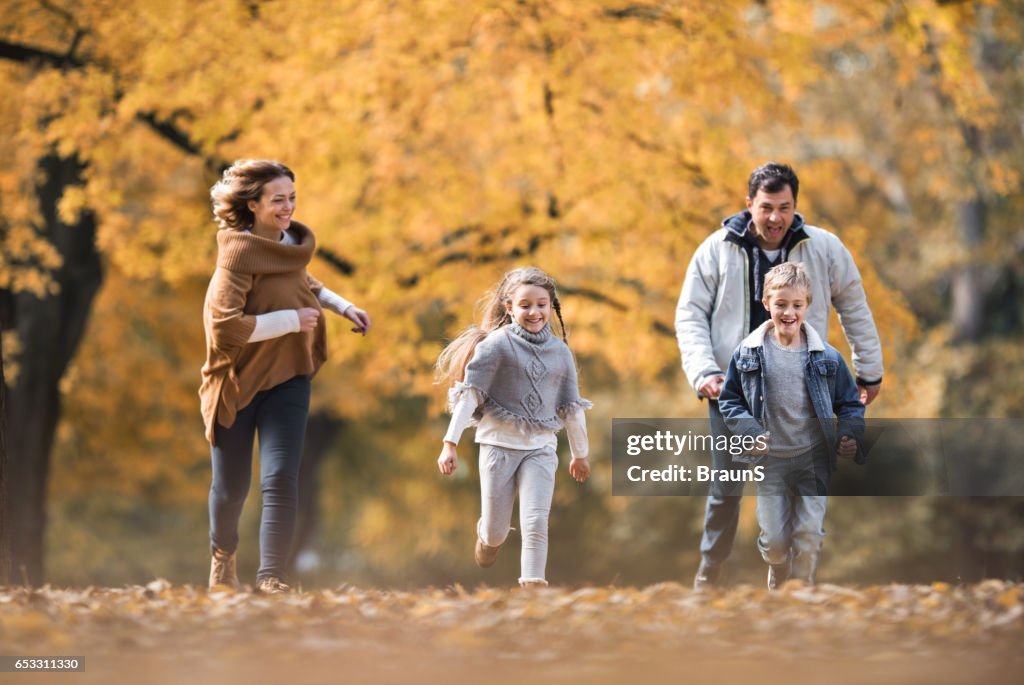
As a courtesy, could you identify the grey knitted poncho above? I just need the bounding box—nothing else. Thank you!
[449,323,592,431]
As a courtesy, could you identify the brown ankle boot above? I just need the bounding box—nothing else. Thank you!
[256,576,291,594]
[474,539,500,568]
[209,546,240,589]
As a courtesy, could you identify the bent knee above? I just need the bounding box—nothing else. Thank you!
[479,526,510,547]
[759,533,791,564]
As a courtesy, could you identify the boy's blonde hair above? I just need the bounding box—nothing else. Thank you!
[762,262,813,304]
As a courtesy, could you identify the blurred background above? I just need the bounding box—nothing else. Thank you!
[1,0,1022,588]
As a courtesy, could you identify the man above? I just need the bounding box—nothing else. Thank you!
[675,162,883,590]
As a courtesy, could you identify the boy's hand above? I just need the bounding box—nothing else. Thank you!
[569,457,590,483]
[438,442,458,475]
[748,432,771,457]
[837,435,857,460]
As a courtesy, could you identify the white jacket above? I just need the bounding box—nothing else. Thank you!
[675,220,883,395]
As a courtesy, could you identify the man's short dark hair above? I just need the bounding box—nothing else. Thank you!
[747,162,799,202]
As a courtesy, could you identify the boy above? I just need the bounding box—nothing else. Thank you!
[718,262,865,589]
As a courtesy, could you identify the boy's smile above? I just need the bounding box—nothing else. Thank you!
[764,284,808,347]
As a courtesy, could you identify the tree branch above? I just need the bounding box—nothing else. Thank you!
[135,112,203,157]
[0,39,84,68]
[602,5,685,31]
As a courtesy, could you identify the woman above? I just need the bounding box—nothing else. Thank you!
[199,159,370,593]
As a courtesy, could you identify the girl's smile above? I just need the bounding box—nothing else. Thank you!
[507,284,551,333]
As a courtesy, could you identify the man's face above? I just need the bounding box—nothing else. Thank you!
[745,185,796,250]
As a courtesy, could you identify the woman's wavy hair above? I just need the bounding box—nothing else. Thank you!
[210,159,294,230]
[436,266,568,385]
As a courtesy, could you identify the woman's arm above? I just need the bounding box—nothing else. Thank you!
[207,268,257,351]
[308,273,371,335]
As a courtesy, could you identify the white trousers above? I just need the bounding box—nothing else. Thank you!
[477,444,558,584]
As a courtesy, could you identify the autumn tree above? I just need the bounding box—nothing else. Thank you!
[6,0,1022,585]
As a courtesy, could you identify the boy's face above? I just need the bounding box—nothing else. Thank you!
[763,285,809,336]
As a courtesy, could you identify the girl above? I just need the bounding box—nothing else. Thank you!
[200,159,371,593]
[436,267,591,587]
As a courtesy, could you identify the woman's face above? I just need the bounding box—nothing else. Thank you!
[247,175,295,233]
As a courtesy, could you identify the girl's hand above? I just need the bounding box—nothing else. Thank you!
[343,306,372,335]
[297,307,321,332]
[438,442,458,476]
[569,457,590,483]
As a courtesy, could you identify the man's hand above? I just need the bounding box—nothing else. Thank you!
[858,382,881,406]
[698,374,726,400]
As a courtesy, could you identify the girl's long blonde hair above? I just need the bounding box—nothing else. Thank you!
[436,267,567,385]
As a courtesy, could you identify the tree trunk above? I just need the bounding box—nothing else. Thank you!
[0,291,11,585]
[951,196,988,343]
[4,154,103,585]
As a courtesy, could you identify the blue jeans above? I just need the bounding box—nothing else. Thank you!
[209,375,310,582]
[698,400,747,567]
[755,446,830,582]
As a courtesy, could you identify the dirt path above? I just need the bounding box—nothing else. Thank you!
[1,581,1021,684]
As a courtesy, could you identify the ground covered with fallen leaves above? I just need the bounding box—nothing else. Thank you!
[1,581,1022,684]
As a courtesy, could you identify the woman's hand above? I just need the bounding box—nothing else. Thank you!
[297,307,321,332]
[438,441,458,476]
[343,306,372,335]
[569,457,590,483]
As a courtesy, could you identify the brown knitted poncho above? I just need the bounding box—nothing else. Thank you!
[199,221,327,445]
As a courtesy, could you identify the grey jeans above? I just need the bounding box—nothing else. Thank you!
[755,446,831,582]
[477,444,558,584]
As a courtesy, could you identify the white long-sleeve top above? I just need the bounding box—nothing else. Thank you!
[444,386,589,459]
[246,228,355,343]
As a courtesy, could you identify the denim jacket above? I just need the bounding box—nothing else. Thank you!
[718,321,866,470]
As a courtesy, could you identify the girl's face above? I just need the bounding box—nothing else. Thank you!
[248,175,295,233]
[506,284,551,333]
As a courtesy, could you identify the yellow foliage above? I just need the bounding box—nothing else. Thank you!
[2,0,1022,562]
